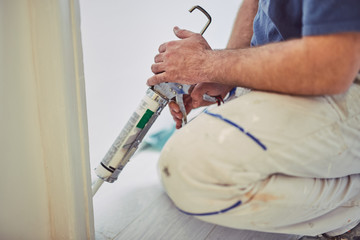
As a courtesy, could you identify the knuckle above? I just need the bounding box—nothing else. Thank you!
[154,54,161,62]
[152,76,160,85]
[151,64,157,73]
[157,73,166,83]
[163,51,170,59]
[177,29,186,35]
[158,74,167,82]
[159,43,167,53]
[169,101,177,109]
[159,43,165,50]
[167,41,176,48]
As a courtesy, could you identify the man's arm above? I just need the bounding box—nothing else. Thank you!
[209,32,360,95]
[221,0,360,95]
[149,29,360,96]
[148,0,360,97]
[226,0,258,49]
[187,0,259,107]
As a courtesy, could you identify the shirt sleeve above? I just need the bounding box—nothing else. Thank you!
[302,0,360,36]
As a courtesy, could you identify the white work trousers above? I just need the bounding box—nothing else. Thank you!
[158,79,360,236]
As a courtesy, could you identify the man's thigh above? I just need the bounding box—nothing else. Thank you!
[163,85,360,179]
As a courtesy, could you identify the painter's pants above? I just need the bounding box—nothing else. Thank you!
[158,79,360,236]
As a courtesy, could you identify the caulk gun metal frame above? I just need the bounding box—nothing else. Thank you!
[92,6,212,196]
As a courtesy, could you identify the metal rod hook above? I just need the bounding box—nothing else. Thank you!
[189,5,212,35]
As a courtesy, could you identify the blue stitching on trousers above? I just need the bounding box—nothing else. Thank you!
[177,200,242,216]
[204,109,267,151]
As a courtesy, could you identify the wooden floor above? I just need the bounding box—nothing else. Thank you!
[92,151,300,240]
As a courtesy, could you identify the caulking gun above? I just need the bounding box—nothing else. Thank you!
[92,6,213,196]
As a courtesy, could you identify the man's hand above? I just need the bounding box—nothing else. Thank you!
[169,95,193,129]
[190,83,234,108]
[169,83,234,128]
[147,27,212,86]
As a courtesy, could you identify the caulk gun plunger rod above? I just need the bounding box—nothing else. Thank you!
[92,178,104,196]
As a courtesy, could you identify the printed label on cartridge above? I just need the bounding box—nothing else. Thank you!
[102,111,141,165]
[114,112,140,148]
[136,109,154,129]
[101,92,164,169]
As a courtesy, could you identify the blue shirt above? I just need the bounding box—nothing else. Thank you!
[251,0,360,46]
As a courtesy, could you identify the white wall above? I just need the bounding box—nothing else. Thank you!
[79,0,242,170]
[0,1,94,239]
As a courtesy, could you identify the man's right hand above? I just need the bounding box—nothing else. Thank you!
[169,83,234,129]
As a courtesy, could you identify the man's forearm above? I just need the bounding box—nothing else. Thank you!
[208,33,360,95]
[227,0,258,49]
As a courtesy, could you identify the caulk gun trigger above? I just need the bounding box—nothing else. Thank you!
[175,94,187,125]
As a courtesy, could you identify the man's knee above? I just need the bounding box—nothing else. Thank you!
[157,131,252,214]
[157,133,203,211]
